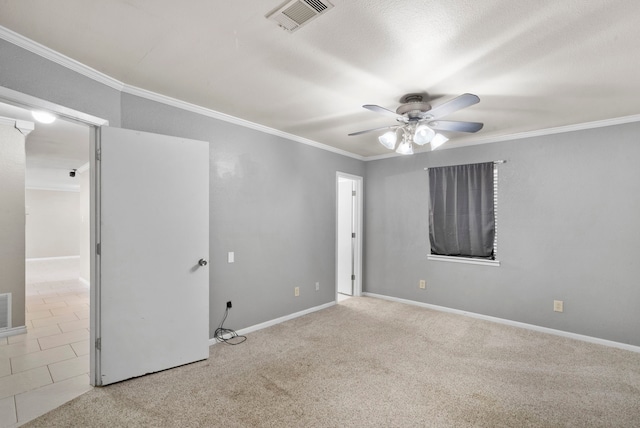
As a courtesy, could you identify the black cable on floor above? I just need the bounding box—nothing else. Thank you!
[214,306,246,345]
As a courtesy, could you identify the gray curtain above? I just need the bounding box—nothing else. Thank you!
[428,162,495,259]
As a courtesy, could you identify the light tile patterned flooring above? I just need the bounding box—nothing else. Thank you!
[0,258,91,427]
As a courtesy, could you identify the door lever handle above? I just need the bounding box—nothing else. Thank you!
[198,258,208,267]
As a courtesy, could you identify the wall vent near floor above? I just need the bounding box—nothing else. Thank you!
[266,0,334,32]
[0,293,10,329]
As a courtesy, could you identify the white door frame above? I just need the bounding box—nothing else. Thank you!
[0,86,108,386]
[335,172,363,300]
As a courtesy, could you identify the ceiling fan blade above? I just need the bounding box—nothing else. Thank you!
[363,104,406,121]
[348,125,397,136]
[427,93,480,119]
[427,120,484,133]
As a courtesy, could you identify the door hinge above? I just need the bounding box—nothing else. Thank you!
[351,274,356,281]
[352,232,356,238]
[96,149,101,161]
[96,338,101,350]
[96,243,101,255]
[352,190,356,196]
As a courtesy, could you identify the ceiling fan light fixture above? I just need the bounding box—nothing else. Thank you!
[378,130,397,150]
[395,139,413,155]
[430,133,449,150]
[413,123,435,145]
[349,92,483,155]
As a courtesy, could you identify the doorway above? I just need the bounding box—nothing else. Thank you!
[0,87,106,370]
[1,87,211,391]
[0,90,103,424]
[335,172,363,301]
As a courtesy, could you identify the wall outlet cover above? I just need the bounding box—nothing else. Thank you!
[553,300,564,312]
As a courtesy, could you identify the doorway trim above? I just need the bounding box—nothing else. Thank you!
[335,172,363,301]
[0,86,109,127]
[0,86,108,386]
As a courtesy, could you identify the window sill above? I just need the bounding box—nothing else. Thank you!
[427,254,500,267]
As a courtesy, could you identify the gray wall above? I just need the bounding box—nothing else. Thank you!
[4,36,640,347]
[0,123,26,328]
[120,94,364,334]
[25,189,80,258]
[1,38,364,338]
[0,39,122,127]
[365,122,640,346]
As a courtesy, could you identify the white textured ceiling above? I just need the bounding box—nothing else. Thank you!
[1,0,639,157]
[0,102,89,190]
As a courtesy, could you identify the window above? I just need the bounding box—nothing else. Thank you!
[428,162,498,264]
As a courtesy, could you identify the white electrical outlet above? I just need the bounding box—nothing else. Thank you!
[419,280,426,289]
[294,287,300,297]
[553,300,564,312]
[315,282,320,291]
[228,252,234,263]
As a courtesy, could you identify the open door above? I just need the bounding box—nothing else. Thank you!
[337,178,355,296]
[336,172,363,299]
[93,126,209,386]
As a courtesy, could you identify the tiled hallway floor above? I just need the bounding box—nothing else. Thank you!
[0,257,91,427]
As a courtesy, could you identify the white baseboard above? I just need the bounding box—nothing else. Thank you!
[363,292,640,354]
[79,277,90,287]
[209,301,336,346]
[26,255,80,261]
[0,325,27,339]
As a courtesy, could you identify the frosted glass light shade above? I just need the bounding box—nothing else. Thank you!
[430,133,449,150]
[395,140,413,155]
[413,124,435,145]
[378,131,397,149]
[31,110,56,124]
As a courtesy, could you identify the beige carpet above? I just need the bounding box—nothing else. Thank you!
[24,297,640,427]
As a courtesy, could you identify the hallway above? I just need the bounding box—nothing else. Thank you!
[0,257,91,427]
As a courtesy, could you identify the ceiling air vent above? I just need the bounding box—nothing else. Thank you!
[266,0,334,33]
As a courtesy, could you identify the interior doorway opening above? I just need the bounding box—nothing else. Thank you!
[335,172,363,302]
[0,86,107,376]
[0,88,105,424]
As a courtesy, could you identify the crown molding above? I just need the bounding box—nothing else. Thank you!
[0,116,34,136]
[77,162,90,173]
[363,114,640,161]
[0,25,363,160]
[451,114,640,150]
[14,119,34,136]
[0,26,124,91]
[364,151,416,162]
[4,24,638,162]
[121,84,364,161]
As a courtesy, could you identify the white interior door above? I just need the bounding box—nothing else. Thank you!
[96,126,209,386]
[337,179,354,295]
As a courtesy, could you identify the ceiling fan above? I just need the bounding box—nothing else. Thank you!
[348,93,484,154]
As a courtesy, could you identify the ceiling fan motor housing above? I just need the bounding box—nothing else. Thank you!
[396,93,432,119]
[396,102,432,119]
